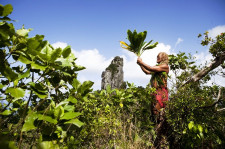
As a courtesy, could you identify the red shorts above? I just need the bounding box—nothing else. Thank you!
[154,87,168,108]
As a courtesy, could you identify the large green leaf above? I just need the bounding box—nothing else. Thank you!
[18,69,30,79]
[16,26,32,37]
[0,4,13,17]
[67,96,77,104]
[188,121,194,130]
[0,110,12,115]
[37,114,57,124]
[5,87,25,99]
[40,44,53,61]
[29,82,48,99]
[64,118,84,128]
[60,112,81,120]
[78,80,94,95]
[18,53,32,64]
[54,106,64,120]
[63,105,75,111]
[22,111,38,132]
[30,62,47,71]
[74,63,86,71]
[72,78,81,91]
[27,35,47,56]
[0,56,18,81]
[62,46,71,58]
[0,83,5,89]
[50,47,62,62]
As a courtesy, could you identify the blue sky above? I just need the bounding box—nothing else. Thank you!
[2,0,225,90]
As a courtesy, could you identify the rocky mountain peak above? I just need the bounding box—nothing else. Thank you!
[101,56,124,90]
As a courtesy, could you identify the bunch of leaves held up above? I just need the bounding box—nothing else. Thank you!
[120,29,158,56]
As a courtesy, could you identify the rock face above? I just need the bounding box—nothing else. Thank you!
[101,56,124,90]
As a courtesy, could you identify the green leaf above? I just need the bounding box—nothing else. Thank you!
[56,101,69,108]
[67,96,77,104]
[30,62,47,71]
[72,78,81,91]
[188,121,194,130]
[0,83,5,89]
[55,53,76,67]
[29,82,48,99]
[27,35,46,56]
[0,110,12,115]
[60,112,81,120]
[40,44,53,61]
[22,111,38,132]
[37,141,59,149]
[54,106,64,120]
[37,115,57,124]
[50,47,62,62]
[198,125,203,133]
[5,87,25,99]
[64,105,75,112]
[74,63,86,71]
[18,54,32,64]
[78,80,94,95]
[16,26,32,37]
[0,4,13,17]
[18,69,30,79]
[62,46,71,58]
[64,118,84,128]
[0,63,18,81]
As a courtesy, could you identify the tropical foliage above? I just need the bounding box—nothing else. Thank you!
[0,4,225,149]
[120,29,158,56]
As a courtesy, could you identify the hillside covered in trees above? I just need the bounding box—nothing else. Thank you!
[0,4,225,149]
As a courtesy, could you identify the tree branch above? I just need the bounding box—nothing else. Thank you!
[217,108,225,112]
[182,53,225,86]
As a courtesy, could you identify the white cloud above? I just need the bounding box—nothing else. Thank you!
[193,51,213,66]
[175,38,183,47]
[73,49,113,90]
[73,49,112,73]
[208,25,225,38]
[52,42,68,49]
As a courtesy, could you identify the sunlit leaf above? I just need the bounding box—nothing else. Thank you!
[16,26,32,37]
[64,118,84,128]
[22,111,38,132]
[0,83,5,89]
[0,110,12,115]
[0,4,13,17]
[188,121,194,130]
[37,141,59,149]
[67,96,77,104]
[54,106,64,120]
[63,105,75,112]
[37,114,57,124]
[5,87,25,99]
[72,78,81,91]
[50,47,62,62]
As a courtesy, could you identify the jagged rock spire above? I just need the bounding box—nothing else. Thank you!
[101,56,124,90]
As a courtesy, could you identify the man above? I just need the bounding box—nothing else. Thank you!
[137,52,169,115]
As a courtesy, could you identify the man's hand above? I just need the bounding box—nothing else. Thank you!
[137,57,142,65]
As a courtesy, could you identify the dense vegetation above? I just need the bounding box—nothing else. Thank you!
[0,4,225,149]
